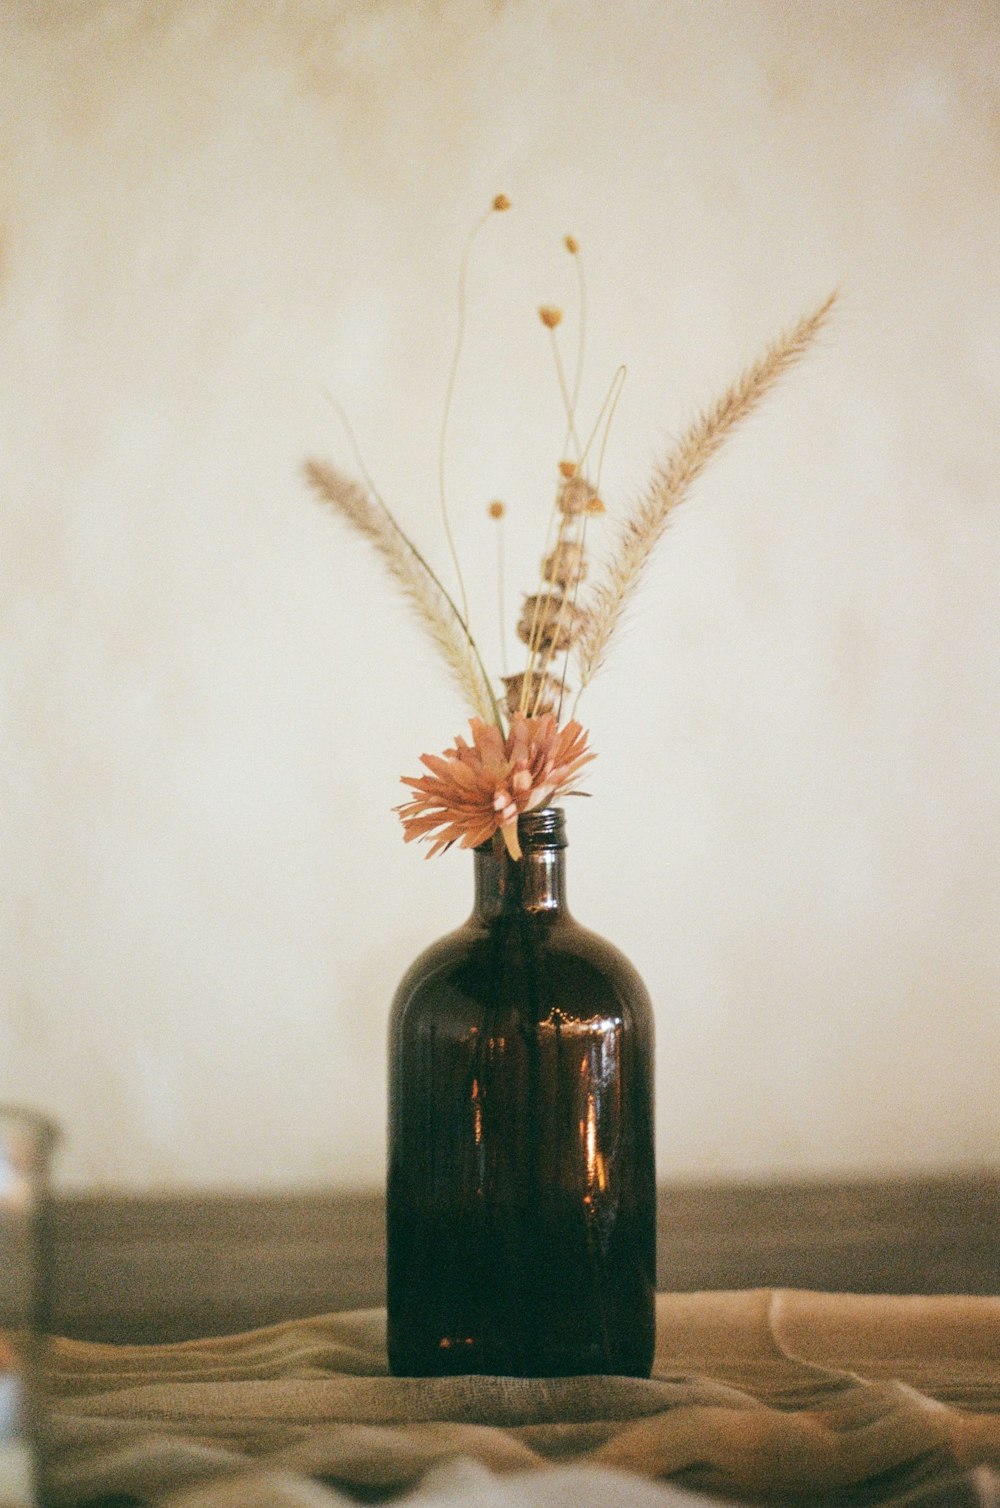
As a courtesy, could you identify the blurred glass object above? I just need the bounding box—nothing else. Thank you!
[0,1108,59,1508]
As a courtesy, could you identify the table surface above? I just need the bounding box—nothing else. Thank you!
[48,1172,1000,1345]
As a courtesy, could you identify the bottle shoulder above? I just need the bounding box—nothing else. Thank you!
[390,912,652,1031]
[552,918,652,1004]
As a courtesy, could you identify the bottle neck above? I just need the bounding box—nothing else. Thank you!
[471,808,570,921]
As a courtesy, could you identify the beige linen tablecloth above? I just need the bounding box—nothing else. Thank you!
[42,1290,1000,1507]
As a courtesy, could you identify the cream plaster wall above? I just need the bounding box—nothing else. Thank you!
[0,0,997,1191]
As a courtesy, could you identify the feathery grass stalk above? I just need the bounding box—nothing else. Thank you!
[305,459,503,727]
[574,292,838,695]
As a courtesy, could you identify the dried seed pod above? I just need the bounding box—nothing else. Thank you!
[557,473,598,516]
[501,671,567,718]
[517,593,585,652]
[542,539,587,588]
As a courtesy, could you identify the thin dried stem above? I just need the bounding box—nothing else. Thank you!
[520,300,598,715]
[549,328,582,455]
[574,292,837,694]
[593,366,626,490]
[438,202,506,629]
[489,502,509,678]
[321,390,387,514]
[569,242,586,425]
[555,368,624,720]
[531,367,625,717]
[305,459,502,726]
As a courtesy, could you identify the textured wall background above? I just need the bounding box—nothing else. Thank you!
[1,0,997,1191]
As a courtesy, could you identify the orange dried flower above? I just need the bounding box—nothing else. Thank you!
[586,495,606,515]
[397,714,594,860]
[564,234,579,254]
[538,305,563,329]
[492,193,511,212]
[487,499,505,519]
[558,460,577,479]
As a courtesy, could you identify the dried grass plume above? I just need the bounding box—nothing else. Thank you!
[304,459,496,722]
[575,292,838,690]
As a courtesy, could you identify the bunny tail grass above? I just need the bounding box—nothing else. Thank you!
[575,292,837,691]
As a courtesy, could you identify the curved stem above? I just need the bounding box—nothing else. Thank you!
[324,391,505,730]
[439,210,494,631]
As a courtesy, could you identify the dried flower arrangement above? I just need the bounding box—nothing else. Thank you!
[305,196,835,860]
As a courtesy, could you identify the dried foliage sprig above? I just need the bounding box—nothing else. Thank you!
[574,292,837,692]
[306,197,835,857]
[304,459,500,725]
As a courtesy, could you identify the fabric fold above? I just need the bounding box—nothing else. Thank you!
[39,1291,1000,1508]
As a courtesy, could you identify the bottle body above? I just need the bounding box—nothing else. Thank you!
[387,811,655,1377]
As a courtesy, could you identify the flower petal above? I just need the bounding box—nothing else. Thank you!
[501,819,522,861]
[397,715,595,858]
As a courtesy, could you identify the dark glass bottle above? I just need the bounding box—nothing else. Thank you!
[387,807,655,1377]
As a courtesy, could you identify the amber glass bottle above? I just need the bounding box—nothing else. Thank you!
[387,807,655,1377]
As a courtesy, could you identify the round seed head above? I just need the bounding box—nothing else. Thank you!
[542,540,587,588]
[492,193,511,212]
[557,473,597,516]
[487,499,505,519]
[501,671,566,719]
[538,305,563,329]
[517,593,585,652]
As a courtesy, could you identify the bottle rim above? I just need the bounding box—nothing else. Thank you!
[475,806,567,852]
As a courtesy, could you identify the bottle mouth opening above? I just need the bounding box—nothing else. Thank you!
[475,806,567,853]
